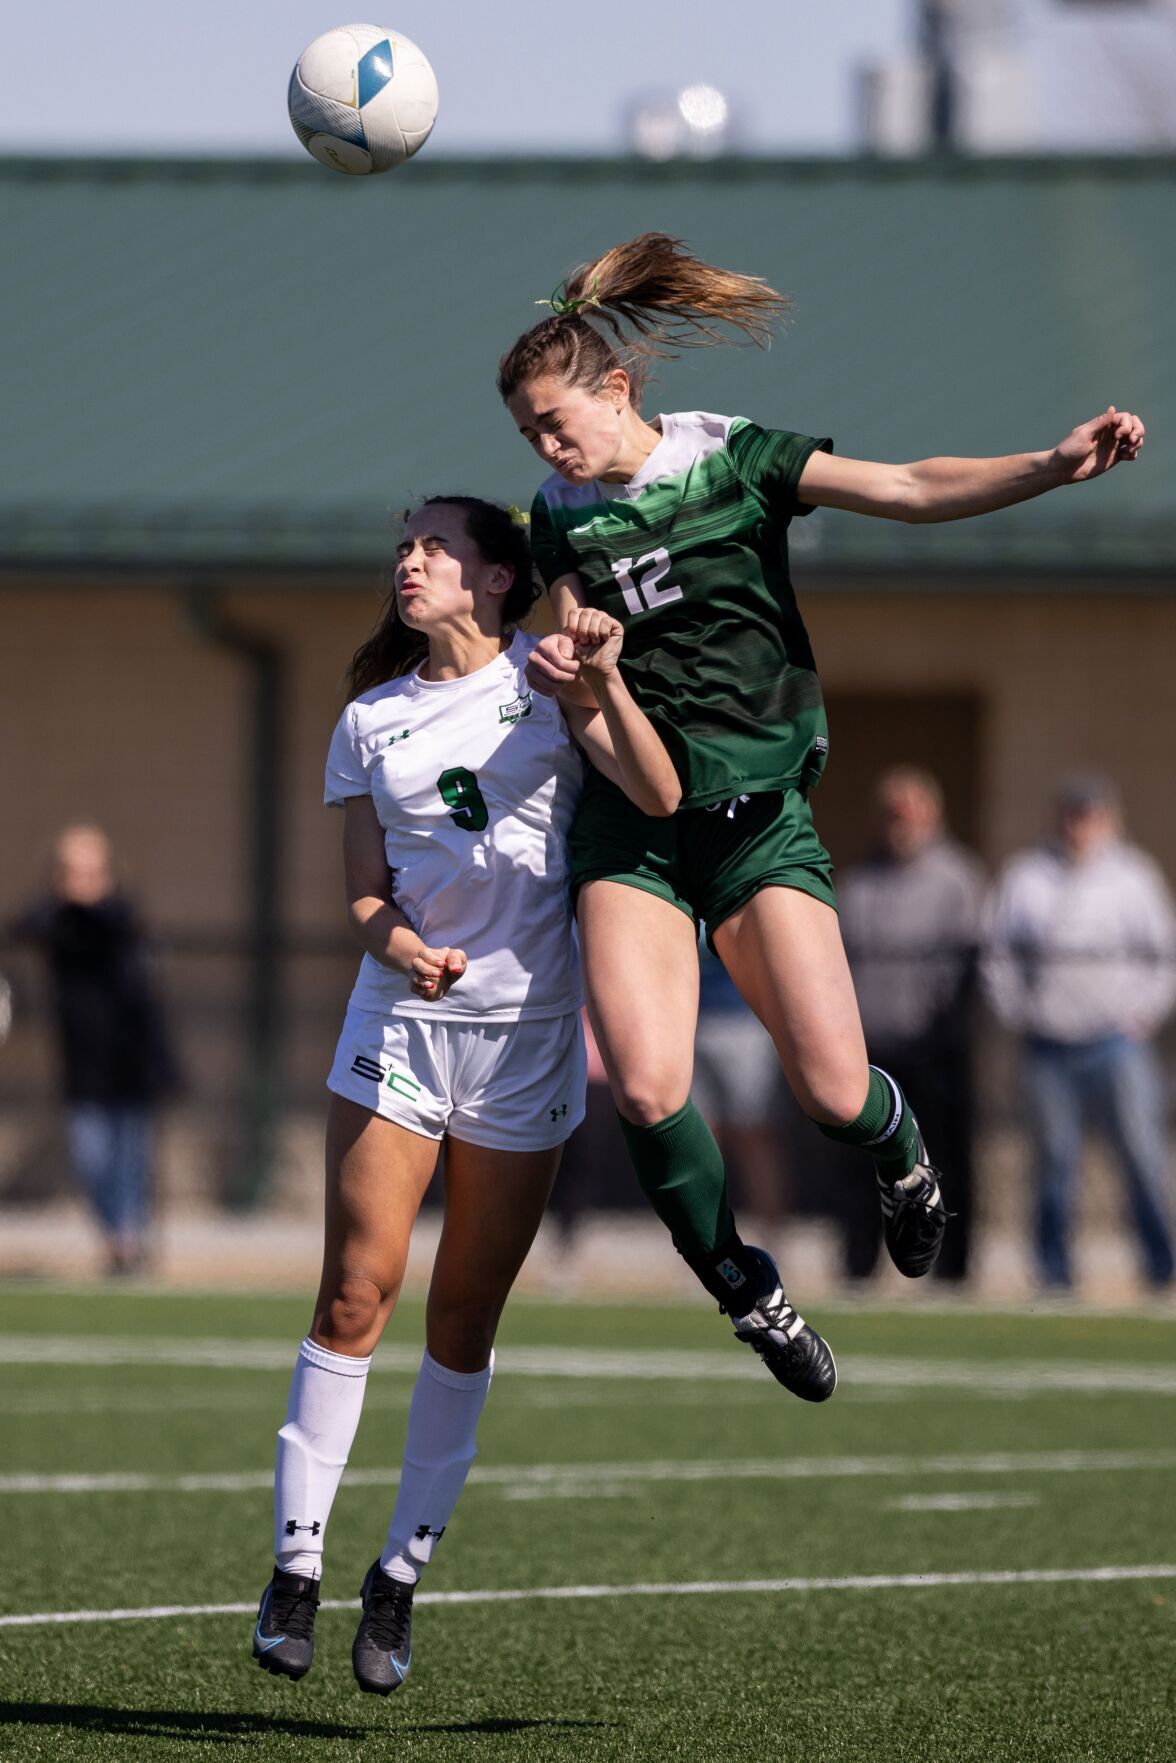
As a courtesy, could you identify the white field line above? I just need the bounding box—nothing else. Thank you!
[886,1492,1041,1512]
[2,1447,1174,1499]
[3,1335,1176,1396]
[3,1564,1175,1630]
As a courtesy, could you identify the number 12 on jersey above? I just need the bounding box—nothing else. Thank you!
[437,767,489,833]
[611,548,683,618]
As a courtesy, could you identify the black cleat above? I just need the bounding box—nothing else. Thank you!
[252,1567,320,1680]
[726,1248,837,1402]
[352,1559,414,1695]
[878,1134,948,1278]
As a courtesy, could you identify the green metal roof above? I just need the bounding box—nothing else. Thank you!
[2,154,1173,573]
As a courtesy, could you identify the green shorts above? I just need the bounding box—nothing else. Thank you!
[568,773,837,948]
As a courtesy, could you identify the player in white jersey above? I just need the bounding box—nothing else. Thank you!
[252,495,678,1694]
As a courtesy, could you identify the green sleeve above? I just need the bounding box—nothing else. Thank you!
[727,419,833,519]
[528,489,576,589]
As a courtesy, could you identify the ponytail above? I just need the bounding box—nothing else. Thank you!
[497,232,790,406]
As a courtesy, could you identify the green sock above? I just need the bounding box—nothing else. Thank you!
[817,1066,920,1179]
[616,1100,735,1259]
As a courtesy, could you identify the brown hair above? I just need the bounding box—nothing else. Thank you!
[345,497,539,699]
[497,232,791,407]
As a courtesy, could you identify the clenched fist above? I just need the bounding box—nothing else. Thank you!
[409,945,468,1001]
[565,606,623,679]
[525,632,581,697]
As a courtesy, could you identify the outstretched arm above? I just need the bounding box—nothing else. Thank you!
[559,608,681,817]
[796,406,1145,524]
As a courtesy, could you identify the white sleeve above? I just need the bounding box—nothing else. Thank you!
[323,705,368,807]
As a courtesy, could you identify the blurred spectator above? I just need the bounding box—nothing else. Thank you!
[984,774,1176,1292]
[692,936,786,1225]
[12,825,178,1276]
[834,767,985,1281]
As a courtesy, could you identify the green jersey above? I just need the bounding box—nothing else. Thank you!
[529,411,833,808]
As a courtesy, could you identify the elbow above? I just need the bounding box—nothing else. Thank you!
[894,467,931,523]
[346,898,377,945]
[642,781,682,818]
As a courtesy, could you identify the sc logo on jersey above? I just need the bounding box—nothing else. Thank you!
[611,549,683,618]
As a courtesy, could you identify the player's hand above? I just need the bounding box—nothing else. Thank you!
[409,944,467,1001]
[1051,407,1145,483]
[565,607,623,680]
[525,632,580,697]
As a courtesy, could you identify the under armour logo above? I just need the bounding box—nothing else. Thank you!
[549,1103,568,1122]
[413,1524,446,1542]
[284,1519,322,1536]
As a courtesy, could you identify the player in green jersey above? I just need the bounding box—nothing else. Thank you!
[496,233,1145,1401]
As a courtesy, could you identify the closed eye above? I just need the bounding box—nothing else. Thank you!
[395,534,449,559]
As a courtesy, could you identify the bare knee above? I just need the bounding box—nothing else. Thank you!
[800,1072,870,1129]
[312,1270,395,1356]
[611,1075,691,1127]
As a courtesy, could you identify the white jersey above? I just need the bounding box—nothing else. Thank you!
[325,632,584,1021]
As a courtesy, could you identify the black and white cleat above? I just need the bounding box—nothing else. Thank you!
[727,1247,837,1402]
[878,1134,948,1278]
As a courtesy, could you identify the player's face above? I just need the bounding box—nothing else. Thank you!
[506,374,627,483]
[394,506,503,630]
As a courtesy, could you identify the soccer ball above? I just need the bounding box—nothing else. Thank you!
[288,24,438,175]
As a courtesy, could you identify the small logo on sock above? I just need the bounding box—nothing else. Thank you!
[716,1258,746,1289]
[284,1519,322,1537]
[413,1524,446,1542]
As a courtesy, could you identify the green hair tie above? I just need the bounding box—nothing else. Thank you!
[535,276,601,317]
[504,504,531,528]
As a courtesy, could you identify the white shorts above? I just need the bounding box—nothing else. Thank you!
[326,1007,587,1152]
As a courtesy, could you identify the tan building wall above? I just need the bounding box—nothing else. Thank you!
[4,575,1174,935]
[2,571,1173,1217]
[806,583,1176,877]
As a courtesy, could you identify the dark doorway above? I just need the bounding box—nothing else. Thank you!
[811,690,985,868]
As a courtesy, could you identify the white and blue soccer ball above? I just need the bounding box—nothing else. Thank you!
[288,24,438,175]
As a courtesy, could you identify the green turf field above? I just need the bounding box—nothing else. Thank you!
[1,1287,1174,1762]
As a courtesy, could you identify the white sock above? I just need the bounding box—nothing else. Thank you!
[274,1336,371,1578]
[379,1349,494,1585]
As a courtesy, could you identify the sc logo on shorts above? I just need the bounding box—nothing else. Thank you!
[351,1053,422,1103]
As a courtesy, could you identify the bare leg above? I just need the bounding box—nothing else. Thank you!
[311,1093,441,1357]
[426,1137,562,1370]
[576,880,700,1121]
[712,887,870,1125]
[576,880,759,1294]
[717,886,946,1280]
[264,1096,441,1616]
[577,882,837,1399]
[367,1135,564,1631]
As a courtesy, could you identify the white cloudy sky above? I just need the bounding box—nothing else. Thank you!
[0,1,911,156]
